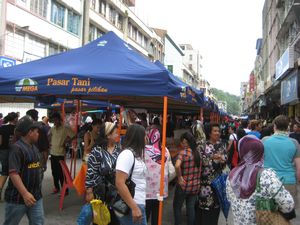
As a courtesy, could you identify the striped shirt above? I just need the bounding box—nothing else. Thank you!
[85,144,120,188]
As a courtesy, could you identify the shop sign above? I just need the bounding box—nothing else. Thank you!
[281,70,298,105]
[276,47,294,80]
[167,65,173,73]
[0,56,16,68]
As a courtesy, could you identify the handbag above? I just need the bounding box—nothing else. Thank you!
[77,203,93,225]
[112,152,136,215]
[255,170,290,225]
[91,199,111,225]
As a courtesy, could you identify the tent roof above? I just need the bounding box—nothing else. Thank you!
[0,31,202,110]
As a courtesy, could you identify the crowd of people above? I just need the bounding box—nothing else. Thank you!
[0,109,299,225]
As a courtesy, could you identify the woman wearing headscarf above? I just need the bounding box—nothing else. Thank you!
[191,120,206,149]
[145,127,171,225]
[196,123,227,225]
[85,122,121,225]
[226,135,294,225]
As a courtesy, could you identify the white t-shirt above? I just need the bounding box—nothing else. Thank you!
[229,133,237,141]
[116,149,147,205]
[244,128,251,133]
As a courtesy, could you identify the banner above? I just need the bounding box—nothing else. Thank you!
[281,70,298,105]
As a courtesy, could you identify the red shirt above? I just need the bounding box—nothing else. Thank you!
[178,148,201,194]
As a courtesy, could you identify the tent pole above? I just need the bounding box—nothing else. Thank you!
[61,102,65,123]
[200,108,203,122]
[158,96,168,225]
[118,106,123,143]
[73,99,80,178]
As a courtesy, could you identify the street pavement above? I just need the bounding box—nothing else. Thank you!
[0,159,300,225]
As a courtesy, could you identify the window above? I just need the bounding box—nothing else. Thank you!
[67,10,80,35]
[51,1,65,28]
[127,23,132,36]
[30,0,48,18]
[89,24,105,41]
[132,27,137,40]
[5,28,25,60]
[109,6,116,24]
[99,0,106,16]
[117,14,123,30]
[49,43,66,56]
[137,31,142,44]
[143,36,148,48]
[27,35,46,58]
[90,0,96,10]
[189,54,193,60]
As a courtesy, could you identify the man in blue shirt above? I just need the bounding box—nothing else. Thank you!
[247,119,262,139]
[262,115,300,206]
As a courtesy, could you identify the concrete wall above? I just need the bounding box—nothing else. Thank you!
[164,38,183,79]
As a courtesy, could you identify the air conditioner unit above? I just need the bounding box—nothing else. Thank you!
[297,57,300,67]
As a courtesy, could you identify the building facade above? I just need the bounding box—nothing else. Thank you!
[242,0,300,119]
[153,28,184,79]
[179,44,203,79]
[0,0,163,65]
[0,0,165,114]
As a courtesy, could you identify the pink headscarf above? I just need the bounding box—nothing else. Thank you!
[229,135,264,199]
[145,128,167,164]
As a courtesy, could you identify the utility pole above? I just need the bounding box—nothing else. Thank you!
[82,0,90,45]
[0,0,7,55]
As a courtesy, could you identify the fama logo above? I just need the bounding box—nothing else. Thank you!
[15,78,38,92]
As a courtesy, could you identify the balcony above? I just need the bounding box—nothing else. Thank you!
[122,0,135,7]
[277,0,300,39]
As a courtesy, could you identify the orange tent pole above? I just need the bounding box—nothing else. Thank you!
[61,102,65,123]
[118,106,123,142]
[73,99,80,178]
[158,96,168,225]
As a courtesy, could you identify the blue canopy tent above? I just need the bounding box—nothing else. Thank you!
[35,98,119,110]
[0,31,202,224]
[0,31,202,110]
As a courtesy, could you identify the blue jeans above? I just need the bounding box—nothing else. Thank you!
[173,184,197,225]
[3,198,44,225]
[116,204,147,225]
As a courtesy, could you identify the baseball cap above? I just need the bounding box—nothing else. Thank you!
[15,116,41,136]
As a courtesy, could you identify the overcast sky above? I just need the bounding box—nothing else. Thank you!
[133,0,265,96]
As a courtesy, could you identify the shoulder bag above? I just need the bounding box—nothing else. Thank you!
[255,170,290,225]
[112,151,136,215]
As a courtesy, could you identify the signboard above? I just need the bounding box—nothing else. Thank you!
[276,47,294,80]
[167,65,173,73]
[281,70,298,105]
[0,56,16,68]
